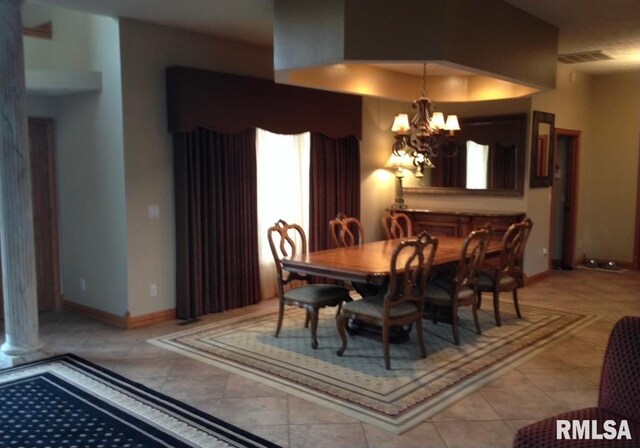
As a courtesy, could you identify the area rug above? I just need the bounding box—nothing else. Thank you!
[149,302,598,434]
[0,354,280,447]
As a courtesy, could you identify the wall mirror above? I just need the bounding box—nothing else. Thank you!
[403,114,527,196]
[530,110,555,187]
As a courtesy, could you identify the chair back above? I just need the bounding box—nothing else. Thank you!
[455,224,492,287]
[381,211,413,239]
[599,316,640,422]
[267,220,307,283]
[500,217,533,276]
[384,231,438,315]
[329,213,364,247]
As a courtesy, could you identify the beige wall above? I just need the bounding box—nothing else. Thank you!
[24,8,129,316]
[532,65,640,264]
[118,19,273,316]
[584,72,640,262]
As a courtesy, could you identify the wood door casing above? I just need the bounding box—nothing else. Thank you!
[28,117,60,311]
[1,118,59,314]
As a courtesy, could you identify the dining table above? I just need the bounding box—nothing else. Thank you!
[281,235,502,342]
[281,235,502,286]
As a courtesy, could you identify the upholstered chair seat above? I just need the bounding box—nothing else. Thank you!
[514,316,640,448]
[284,284,350,304]
[341,295,419,319]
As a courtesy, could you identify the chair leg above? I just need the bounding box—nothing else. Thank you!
[452,306,460,346]
[309,307,320,349]
[383,323,391,370]
[336,313,348,356]
[513,289,523,319]
[477,291,483,309]
[304,310,310,328]
[493,289,502,327]
[416,318,426,359]
[275,301,285,337]
[472,302,482,335]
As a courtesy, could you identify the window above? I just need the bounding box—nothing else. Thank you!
[256,129,310,299]
[465,140,489,189]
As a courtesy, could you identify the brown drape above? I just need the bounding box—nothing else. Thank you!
[174,128,260,319]
[431,144,467,188]
[167,67,362,139]
[309,133,361,253]
[489,144,517,189]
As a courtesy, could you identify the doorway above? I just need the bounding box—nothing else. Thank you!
[551,129,580,269]
[0,118,60,315]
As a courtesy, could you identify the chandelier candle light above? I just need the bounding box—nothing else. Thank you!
[391,63,460,177]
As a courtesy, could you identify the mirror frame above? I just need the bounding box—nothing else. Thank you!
[529,110,555,188]
[403,113,527,196]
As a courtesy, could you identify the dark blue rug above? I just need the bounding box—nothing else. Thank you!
[0,354,280,447]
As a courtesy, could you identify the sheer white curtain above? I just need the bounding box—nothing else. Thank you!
[256,128,310,300]
[466,140,489,189]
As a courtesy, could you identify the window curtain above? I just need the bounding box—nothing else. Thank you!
[174,128,261,319]
[308,133,361,253]
[489,144,517,189]
[256,129,310,300]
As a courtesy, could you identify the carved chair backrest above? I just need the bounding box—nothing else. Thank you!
[267,219,308,284]
[456,224,493,288]
[329,213,365,248]
[384,231,438,319]
[500,218,533,277]
[381,211,413,240]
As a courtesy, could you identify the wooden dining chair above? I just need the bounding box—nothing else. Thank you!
[336,231,439,369]
[268,220,351,349]
[329,213,365,248]
[477,218,533,326]
[381,211,413,239]
[425,224,492,345]
[328,213,378,298]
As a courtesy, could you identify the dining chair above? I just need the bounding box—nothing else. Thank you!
[381,210,413,239]
[477,218,533,326]
[328,213,379,298]
[336,231,439,369]
[268,220,351,349]
[329,213,365,248]
[425,224,493,346]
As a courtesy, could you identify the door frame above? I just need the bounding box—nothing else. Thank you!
[551,128,580,267]
[29,117,61,310]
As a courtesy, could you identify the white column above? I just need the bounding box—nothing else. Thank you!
[0,0,47,366]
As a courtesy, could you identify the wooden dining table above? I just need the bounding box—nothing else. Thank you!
[281,235,502,343]
[281,236,502,286]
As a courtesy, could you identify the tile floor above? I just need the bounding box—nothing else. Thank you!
[4,269,640,448]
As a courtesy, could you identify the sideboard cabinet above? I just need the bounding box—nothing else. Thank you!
[402,209,526,239]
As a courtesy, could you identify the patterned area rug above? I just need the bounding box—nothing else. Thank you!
[150,302,598,434]
[0,354,280,447]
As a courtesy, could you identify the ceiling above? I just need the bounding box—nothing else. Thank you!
[29,0,640,75]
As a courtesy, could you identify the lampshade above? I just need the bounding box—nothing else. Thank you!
[385,152,414,168]
[391,114,411,134]
[445,115,460,131]
[431,112,446,130]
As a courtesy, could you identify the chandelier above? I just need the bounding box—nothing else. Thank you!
[391,63,460,177]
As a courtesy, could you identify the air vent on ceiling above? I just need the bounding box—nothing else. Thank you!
[558,50,613,64]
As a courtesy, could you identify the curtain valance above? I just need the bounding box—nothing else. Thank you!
[166,67,362,140]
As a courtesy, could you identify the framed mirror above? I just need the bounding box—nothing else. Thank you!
[403,114,527,196]
[530,110,555,188]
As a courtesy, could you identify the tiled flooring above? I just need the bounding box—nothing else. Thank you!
[4,269,640,448]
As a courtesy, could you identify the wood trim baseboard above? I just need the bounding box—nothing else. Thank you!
[61,299,176,329]
[525,270,550,285]
[126,308,176,329]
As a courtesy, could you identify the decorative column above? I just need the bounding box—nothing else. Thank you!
[0,0,47,366]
